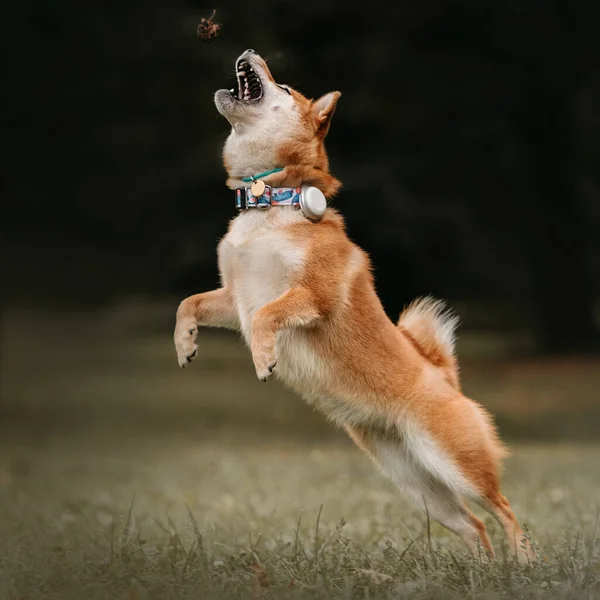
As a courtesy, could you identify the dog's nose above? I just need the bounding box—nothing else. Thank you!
[245,48,256,54]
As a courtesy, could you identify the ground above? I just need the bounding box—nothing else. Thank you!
[0,304,598,599]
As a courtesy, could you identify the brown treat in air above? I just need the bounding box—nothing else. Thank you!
[197,10,221,42]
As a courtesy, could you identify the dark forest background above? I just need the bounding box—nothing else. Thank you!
[3,0,600,354]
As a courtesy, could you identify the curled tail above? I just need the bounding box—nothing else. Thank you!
[398,297,461,390]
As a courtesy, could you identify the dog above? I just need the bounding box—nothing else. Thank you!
[174,49,534,561]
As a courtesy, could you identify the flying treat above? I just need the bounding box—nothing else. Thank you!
[197,10,221,42]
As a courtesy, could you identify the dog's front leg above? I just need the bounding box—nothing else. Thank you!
[174,288,239,367]
[250,287,322,381]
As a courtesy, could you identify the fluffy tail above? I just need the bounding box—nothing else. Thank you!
[398,297,461,389]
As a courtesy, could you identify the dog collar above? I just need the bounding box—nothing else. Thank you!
[234,185,327,221]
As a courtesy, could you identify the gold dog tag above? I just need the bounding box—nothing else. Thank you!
[251,179,266,197]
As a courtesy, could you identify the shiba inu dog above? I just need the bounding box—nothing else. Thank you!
[174,49,534,561]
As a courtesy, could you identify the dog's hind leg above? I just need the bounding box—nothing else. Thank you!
[478,492,535,562]
[417,486,494,557]
[377,434,494,556]
[345,426,494,556]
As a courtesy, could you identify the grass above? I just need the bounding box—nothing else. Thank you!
[0,304,599,599]
[0,439,598,599]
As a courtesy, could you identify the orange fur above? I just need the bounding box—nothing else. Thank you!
[174,50,534,562]
[398,297,461,389]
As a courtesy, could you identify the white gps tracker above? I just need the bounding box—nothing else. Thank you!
[299,186,327,221]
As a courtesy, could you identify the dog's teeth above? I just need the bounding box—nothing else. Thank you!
[234,60,259,101]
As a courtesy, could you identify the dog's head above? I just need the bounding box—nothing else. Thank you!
[214,49,341,196]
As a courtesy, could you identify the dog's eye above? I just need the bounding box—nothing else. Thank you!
[278,85,291,95]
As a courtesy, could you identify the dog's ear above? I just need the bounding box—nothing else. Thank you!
[312,91,341,137]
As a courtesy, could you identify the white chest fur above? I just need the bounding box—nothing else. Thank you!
[218,209,307,340]
[216,210,367,424]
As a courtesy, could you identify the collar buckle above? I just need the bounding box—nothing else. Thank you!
[235,186,273,211]
[251,184,272,210]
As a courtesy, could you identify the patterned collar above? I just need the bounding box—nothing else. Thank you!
[235,186,301,211]
[234,185,328,221]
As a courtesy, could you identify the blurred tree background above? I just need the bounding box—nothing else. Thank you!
[3,0,600,354]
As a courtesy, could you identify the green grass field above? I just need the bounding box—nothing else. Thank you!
[0,306,599,599]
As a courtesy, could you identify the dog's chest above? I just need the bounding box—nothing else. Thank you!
[218,212,306,336]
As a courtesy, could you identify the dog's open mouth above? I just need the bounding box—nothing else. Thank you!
[229,58,263,102]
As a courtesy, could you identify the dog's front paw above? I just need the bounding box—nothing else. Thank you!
[174,317,199,368]
[251,336,277,382]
